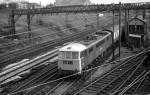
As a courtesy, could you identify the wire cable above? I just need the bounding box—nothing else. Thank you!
[3,7,115,40]
[1,9,120,49]
[0,12,104,47]
[1,14,99,38]
[0,19,118,49]
[0,20,99,49]
[7,47,150,95]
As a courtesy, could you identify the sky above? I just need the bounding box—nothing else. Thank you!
[0,0,149,6]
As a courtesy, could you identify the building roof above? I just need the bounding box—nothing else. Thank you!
[59,43,87,52]
[129,34,141,38]
[128,17,146,25]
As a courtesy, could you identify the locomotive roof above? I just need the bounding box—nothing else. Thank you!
[79,31,109,47]
[59,43,87,52]
[59,31,109,52]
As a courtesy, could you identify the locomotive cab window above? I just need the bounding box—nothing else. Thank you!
[59,51,66,59]
[66,51,71,59]
[72,52,79,59]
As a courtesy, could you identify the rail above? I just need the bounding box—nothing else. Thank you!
[73,52,146,95]
[0,29,92,66]
[0,49,58,84]
[118,71,150,95]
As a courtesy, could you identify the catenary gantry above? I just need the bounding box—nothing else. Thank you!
[9,2,150,35]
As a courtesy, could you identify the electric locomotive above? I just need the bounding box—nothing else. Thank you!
[58,25,119,74]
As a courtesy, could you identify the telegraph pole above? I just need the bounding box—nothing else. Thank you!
[65,13,68,27]
[119,2,121,57]
[27,14,31,31]
[27,14,31,38]
[143,5,146,19]
[125,10,127,44]
[97,12,99,30]
[127,9,130,47]
[112,10,115,60]
[10,10,16,38]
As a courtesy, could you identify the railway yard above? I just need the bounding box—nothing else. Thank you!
[1,1,150,95]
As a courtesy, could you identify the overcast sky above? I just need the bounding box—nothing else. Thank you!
[0,0,149,6]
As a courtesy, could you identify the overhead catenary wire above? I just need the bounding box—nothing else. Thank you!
[3,7,115,39]
[0,26,57,39]
[7,47,150,95]
[0,8,120,49]
[0,20,99,49]
[0,13,105,49]
[1,14,100,39]
[4,2,145,38]
[0,20,118,49]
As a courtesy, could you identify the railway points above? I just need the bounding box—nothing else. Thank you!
[0,1,150,95]
[61,47,144,95]
[86,47,135,82]
[134,72,150,95]
[70,53,147,95]
[0,19,100,67]
[2,29,149,94]
[0,49,58,85]
[3,47,150,95]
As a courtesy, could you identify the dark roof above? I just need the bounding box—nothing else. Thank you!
[128,17,146,23]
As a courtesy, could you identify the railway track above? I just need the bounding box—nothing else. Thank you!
[0,32,58,49]
[47,80,75,95]
[24,73,81,95]
[7,45,149,95]
[91,57,146,95]
[61,47,150,95]
[3,63,58,95]
[3,29,149,95]
[0,29,93,93]
[0,29,92,66]
[24,47,150,95]
[61,43,123,95]
[117,71,150,95]
[23,75,62,95]
[116,71,150,95]
[73,53,146,95]
[0,20,116,67]
[0,26,96,94]
[0,49,58,84]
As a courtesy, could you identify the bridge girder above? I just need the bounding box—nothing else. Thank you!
[8,2,150,36]
[12,3,150,15]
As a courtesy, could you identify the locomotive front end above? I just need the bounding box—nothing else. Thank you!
[57,43,86,75]
[58,51,81,74]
